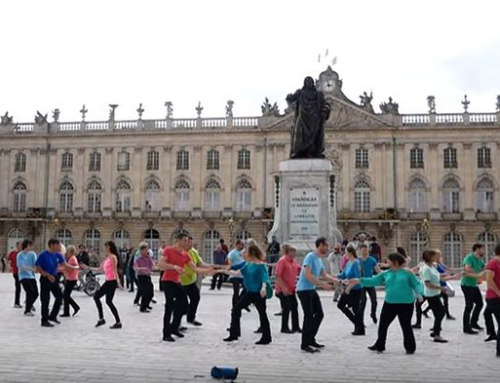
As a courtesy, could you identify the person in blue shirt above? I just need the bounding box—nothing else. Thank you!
[336,245,365,335]
[359,243,381,324]
[35,238,72,327]
[297,237,337,353]
[17,239,39,316]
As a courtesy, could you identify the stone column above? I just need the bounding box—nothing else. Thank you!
[429,143,440,219]
[340,143,350,211]
[463,143,474,220]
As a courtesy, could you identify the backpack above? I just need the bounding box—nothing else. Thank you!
[210,366,239,381]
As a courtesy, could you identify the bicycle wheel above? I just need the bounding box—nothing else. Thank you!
[84,281,100,296]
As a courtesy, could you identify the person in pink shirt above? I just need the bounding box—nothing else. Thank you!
[484,243,500,357]
[275,244,302,333]
[60,245,80,317]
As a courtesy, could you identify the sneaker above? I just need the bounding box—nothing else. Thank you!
[484,335,496,342]
[368,345,384,353]
[41,321,54,328]
[60,314,71,318]
[310,342,325,348]
[255,338,272,345]
[463,329,478,335]
[95,319,106,327]
[188,320,202,326]
[172,331,184,338]
[13,304,22,309]
[49,318,61,324]
[110,323,122,329]
[351,331,366,336]
[163,335,175,342]
[24,312,35,317]
[433,336,448,343]
[281,328,293,334]
[140,309,151,313]
[301,345,319,353]
[446,315,456,320]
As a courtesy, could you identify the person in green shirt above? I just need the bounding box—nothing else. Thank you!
[461,243,486,334]
[346,252,423,354]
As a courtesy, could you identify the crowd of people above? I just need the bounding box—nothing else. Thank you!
[4,234,500,357]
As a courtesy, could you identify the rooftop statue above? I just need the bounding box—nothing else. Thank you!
[286,76,331,159]
[359,91,374,113]
[261,98,280,117]
[35,111,48,125]
[226,100,234,118]
[379,97,399,115]
[0,112,13,126]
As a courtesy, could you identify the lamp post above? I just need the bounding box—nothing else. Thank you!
[228,218,234,248]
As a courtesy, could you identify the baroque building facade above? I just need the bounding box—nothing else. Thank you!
[1,67,500,266]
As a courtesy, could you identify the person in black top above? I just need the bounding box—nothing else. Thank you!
[369,236,382,262]
[76,244,90,266]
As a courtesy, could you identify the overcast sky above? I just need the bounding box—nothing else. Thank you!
[1,0,500,122]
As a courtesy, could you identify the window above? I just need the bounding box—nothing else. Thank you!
[113,229,130,252]
[355,148,369,169]
[237,149,251,170]
[408,178,427,213]
[235,179,252,212]
[443,147,457,169]
[202,230,220,264]
[84,229,101,255]
[442,232,462,268]
[117,151,130,171]
[354,179,370,212]
[144,229,160,258]
[61,152,73,171]
[409,231,428,263]
[56,229,72,247]
[147,150,159,171]
[176,150,189,170]
[145,179,161,212]
[7,228,25,252]
[442,178,460,213]
[410,147,424,169]
[89,151,101,171]
[87,179,102,213]
[115,179,131,212]
[175,179,190,211]
[476,178,494,213]
[477,146,492,169]
[13,182,27,212]
[205,179,221,211]
[236,230,252,241]
[207,149,220,170]
[59,181,74,212]
[14,153,26,172]
[478,231,497,263]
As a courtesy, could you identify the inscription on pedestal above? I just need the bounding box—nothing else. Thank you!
[289,188,320,240]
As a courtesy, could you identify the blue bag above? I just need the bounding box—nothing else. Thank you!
[211,366,239,380]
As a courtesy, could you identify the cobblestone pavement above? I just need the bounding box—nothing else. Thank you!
[0,274,498,382]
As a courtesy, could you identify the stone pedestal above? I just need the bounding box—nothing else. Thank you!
[267,159,342,253]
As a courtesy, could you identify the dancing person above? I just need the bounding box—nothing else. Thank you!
[127,247,137,294]
[347,252,423,354]
[8,241,22,308]
[60,245,80,317]
[359,243,380,324]
[226,239,247,309]
[35,239,70,327]
[223,244,272,345]
[297,237,336,353]
[327,243,343,302]
[337,245,365,335]
[461,243,485,334]
[158,233,212,342]
[275,244,301,334]
[17,239,39,316]
[134,242,155,313]
[88,241,123,329]
[369,236,382,262]
[483,243,500,356]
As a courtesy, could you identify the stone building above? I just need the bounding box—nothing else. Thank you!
[1,67,499,266]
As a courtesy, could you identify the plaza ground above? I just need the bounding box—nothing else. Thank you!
[0,273,498,383]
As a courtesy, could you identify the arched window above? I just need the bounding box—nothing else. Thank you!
[147,150,159,171]
[409,178,427,213]
[442,232,462,268]
[61,152,73,171]
[175,179,190,211]
[442,178,460,213]
[117,151,130,171]
[176,150,189,170]
[113,229,130,252]
[207,149,220,170]
[203,230,221,264]
[13,182,27,213]
[237,149,251,169]
[87,179,102,213]
[236,179,252,212]
[354,179,370,212]
[15,153,26,172]
[56,228,72,247]
[476,178,494,213]
[144,229,160,257]
[59,181,74,212]
[478,231,497,263]
[409,231,428,263]
[115,179,131,212]
[84,229,101,255]
[7,228,25,252]
[145,179,161,212]
[205,179,221,211]
[236,230,252,241]
[89,151,101,171]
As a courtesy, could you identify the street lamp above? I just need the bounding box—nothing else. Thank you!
[228,218,234,248]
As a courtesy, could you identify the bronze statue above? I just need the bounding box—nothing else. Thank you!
[286,76,331,159]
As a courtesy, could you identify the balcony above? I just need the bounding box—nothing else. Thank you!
[442,212,462,220]
[477,212,497,220]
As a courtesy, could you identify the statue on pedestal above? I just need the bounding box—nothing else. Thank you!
[286,76,331,159]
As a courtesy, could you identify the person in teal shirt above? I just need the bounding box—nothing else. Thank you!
[359,243,381,324]
[347,252,423,354]
[461,243,486,334]
[17,239,39,316]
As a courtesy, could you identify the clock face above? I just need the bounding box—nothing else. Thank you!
[323,79,335,92]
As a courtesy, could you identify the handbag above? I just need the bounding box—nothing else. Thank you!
[211,366,239,381]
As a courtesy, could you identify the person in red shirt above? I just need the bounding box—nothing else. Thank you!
[8,241,22,308]
[157,232,214,342]
[275,244,302,333]
[484,243,500,357]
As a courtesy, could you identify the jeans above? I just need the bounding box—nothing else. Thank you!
[229,292,271,340]
[137,275,154,310]
[277,292,300,331]
[40,276,63,324]
[162,281,188,337]
[298,290,324,347]
[337,288,364,333]
[13,274,21,306]
[425,295,445,337]
[485,298,500,355]
[360,286,377,318]
[461,285,484,331]
[374,302,415,353]
[20,279,38,313]
[94,280,120,323]
[183,282,201,322]
[63,280,80,315]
